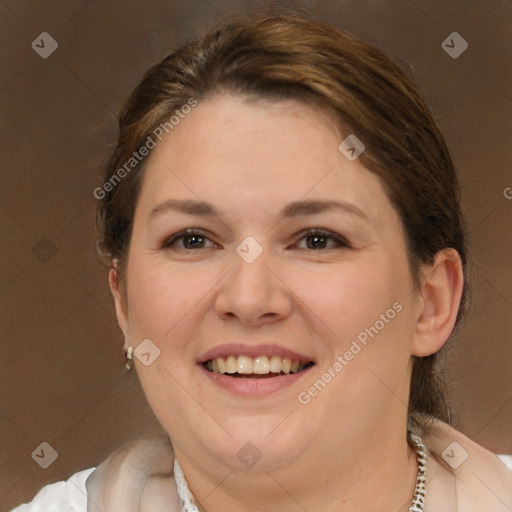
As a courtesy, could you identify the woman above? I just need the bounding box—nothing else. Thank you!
[13,10,511,512]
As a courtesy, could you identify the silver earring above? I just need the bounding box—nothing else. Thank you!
[125,346,133,371]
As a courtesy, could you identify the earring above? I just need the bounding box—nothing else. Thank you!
[125,346,133,371]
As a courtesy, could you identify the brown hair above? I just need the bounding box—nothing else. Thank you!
[96,10,469,432]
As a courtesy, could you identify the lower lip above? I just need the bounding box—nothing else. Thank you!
[198,364,313,396]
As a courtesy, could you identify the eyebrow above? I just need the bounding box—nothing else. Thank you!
[149,198,369,221]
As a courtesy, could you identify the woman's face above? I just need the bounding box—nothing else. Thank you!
[114,95,423,472]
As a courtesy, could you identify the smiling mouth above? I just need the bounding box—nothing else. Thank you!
[203,355,314,378]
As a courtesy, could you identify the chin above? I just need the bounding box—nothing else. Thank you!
[203,415,312,472]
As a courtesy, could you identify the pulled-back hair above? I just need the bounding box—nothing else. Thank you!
[96,10,469,432]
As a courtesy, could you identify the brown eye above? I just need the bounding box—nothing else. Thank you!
[295,229,350,250]
[162,229,216,250]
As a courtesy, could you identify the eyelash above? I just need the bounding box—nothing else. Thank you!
[161,228,350,251]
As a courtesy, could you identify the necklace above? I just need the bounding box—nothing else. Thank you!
[173,432,428,512]
[408,432,428,511]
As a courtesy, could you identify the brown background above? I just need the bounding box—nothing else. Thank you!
[1,0,511,509]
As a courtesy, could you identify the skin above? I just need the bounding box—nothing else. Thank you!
[110,95,464,511]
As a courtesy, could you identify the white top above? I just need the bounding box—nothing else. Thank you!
[11,468,94,512]
[10,452,512,511]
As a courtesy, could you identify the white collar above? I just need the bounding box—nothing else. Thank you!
[173,457,199,512]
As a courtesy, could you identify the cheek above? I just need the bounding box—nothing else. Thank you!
[303,268,414,415]
[125,258,223,343]
[294,257,407,346]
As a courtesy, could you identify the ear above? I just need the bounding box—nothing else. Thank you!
[411,248,464,357]
[109,264,130,344]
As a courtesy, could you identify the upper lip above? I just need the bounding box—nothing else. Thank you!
[197,343,315,364]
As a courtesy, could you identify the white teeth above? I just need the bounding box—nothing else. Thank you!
[205,355,310,375]
[269,355,282,373]
[252,356,270,374]
[237,355,253,374]
[217,357,226,374]
[226,355,237,374]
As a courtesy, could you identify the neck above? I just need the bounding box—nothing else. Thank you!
[174,419,419,512]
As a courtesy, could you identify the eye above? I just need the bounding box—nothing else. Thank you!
[160,228,349,251]
[294,229,350,250]
[161,229,218,250]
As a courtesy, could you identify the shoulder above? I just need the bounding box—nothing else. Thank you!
[418,418,512,511]
[11,437,179,512]
[10,467,95,512]
[85,436,180,511]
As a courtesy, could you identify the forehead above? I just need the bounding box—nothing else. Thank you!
[135,94,400,229]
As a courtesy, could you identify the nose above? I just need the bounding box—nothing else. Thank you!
[214,244,292,327]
